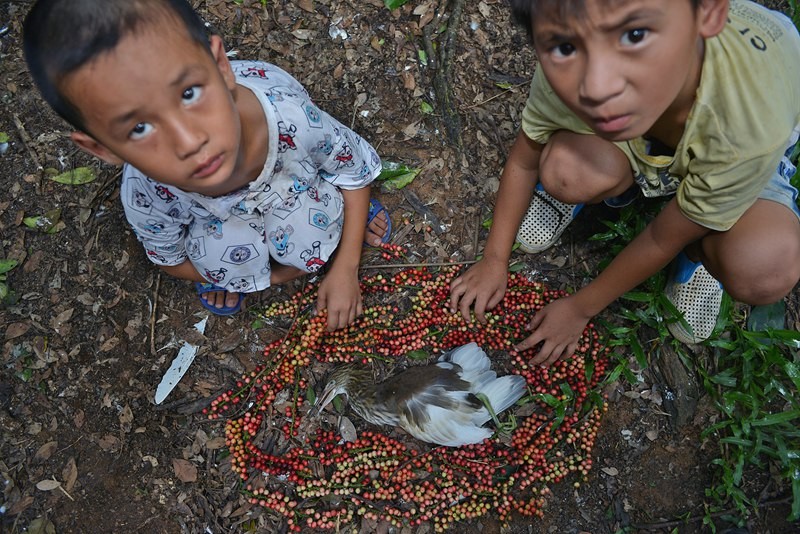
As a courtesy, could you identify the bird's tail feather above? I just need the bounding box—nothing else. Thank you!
[474,374,527,424]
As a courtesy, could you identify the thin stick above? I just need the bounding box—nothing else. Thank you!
[460,81,529,111]
[150,272,161,356]
[12,113,43,171]
[359,259,477,270]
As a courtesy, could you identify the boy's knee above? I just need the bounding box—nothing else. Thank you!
[539,132,632,204]
[721,248,800,305]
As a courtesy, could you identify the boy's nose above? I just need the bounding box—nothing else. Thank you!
[169,117,207,159]
[579,53,625,104]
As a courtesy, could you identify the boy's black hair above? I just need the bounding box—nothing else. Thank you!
[23,0,210,132]
[509,0,702,39]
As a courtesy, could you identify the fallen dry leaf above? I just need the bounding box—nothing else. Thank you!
[97,434,121,451]
[33,441,58,463]
[62,457,78,492]
[172,458,198,483]
[35,479,62,491]
[5,322,31,340]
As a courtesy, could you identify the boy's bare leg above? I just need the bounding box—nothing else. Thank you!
[692,199,800,305]
[539,131,634,204]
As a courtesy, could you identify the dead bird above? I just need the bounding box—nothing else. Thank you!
[313,342,527,447]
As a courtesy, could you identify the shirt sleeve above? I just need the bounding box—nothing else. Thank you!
[120,166,190,266]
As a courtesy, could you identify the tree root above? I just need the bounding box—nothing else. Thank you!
[422,0,465,150]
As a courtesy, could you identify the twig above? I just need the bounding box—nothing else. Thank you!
[12,113,43,171]
[360,259,477,270]
[460,81,529,111]
[150,272,161,356]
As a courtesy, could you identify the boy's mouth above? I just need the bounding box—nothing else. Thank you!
[591,114,631,134]
[193,154,224,179]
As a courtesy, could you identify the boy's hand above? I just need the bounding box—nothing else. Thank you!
[449,257,508,324]
[316,266,363,331]
[515,295,590,367]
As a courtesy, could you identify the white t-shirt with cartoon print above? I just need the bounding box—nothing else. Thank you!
[120,61,381,293]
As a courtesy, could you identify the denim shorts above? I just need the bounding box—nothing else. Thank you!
[759,141,800,222]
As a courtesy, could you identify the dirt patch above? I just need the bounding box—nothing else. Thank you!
[0,1,797,533]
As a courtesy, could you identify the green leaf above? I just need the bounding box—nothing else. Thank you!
[750,410,799,427]
[384,0,409,9]
[22,208,63,233]
[0,282,8,300]
[419,101,434,114]
[405,350,429,361]
[508,262,527,273]
[0,259,18,275]
[49,166,96,185]
[306,384,316,405]
[417,49,428,66]
[0,132,8,143]
[376,162,420,190]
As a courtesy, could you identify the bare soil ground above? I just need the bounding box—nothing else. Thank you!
[0,1,797,533]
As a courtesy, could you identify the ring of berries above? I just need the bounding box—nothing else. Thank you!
[207,264,609,532]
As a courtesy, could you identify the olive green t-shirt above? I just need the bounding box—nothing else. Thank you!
[521,0,800,231]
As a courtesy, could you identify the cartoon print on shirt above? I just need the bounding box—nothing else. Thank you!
[309,209,332,230]
[242,65,270,79]
[222,244,259,265]
[272,194,302,220]
[300,241,326,273]
[249,221,267,244]
[228,277,255,292]
[143,219,165,234]
[205,267,228,284]
[334,142,355,169]
[304,102,323,129]
[205,218,224,239]
[289,174,311,196]
[306,187,331,206]
[153,184,177,203]
[133,189,152,210]
[269,225,295,258]
[146,249,167,263]
[277,121,298,152]
[187,237,207,260]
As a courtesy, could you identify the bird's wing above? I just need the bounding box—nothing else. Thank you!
[399,402,493,447]
[470,374,527,425]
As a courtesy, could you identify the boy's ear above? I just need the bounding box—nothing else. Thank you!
[70,131,124,166]
[698,0,729,38]
[209,34,236,91]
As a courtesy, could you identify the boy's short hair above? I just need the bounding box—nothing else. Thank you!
[509,0,702,39]
[23,0,210,132]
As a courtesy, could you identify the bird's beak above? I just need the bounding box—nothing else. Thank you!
[310,383,339,417]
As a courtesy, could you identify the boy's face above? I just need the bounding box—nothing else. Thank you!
[532,0,727,143]
[62,22,244,196]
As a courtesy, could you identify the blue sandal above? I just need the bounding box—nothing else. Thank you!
[365,198,392,247]
[195,282,244,316]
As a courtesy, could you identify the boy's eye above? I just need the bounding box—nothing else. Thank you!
[621,28,648,46]
[552,42,576,58]
[129,122,154,140]
[182,85,203,104]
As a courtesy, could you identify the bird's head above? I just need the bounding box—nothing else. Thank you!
[311,364,363,416]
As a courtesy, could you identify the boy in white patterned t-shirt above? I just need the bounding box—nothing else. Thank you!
[24,0,391,329]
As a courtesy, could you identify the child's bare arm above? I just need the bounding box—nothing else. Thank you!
[449,131,544,322]
[518,198,711,365]
[316,186,371,331]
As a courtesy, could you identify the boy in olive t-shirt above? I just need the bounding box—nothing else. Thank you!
[450,0,800,364]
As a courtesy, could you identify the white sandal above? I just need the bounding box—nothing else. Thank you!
[516,185,584,254]
[665,253,723,344]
